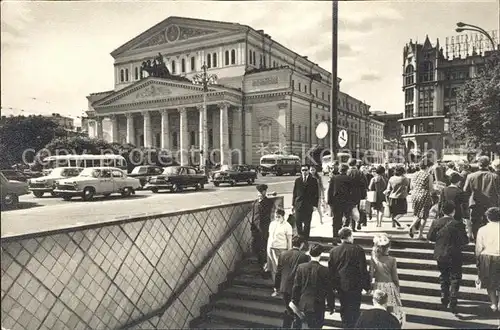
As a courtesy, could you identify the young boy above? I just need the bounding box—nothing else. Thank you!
[439,172,466,222]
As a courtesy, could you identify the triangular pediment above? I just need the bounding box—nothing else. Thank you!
[93,78,205,107]
[111,17,246,58]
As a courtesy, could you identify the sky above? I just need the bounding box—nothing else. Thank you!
[1,0,499,124]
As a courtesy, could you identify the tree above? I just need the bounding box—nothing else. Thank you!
[44,136,114,155]
[452,57,500,155]
[0,115,64,168]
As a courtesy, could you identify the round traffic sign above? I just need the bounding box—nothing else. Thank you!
[338,129,348,147]
[315,122,329,139]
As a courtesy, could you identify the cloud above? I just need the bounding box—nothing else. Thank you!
[359,73,383,82]
[1,2,34,51]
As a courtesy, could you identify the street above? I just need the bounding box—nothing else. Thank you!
[1,175,301,238]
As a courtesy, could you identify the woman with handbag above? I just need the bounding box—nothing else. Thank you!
[310,166,326,225]
[369,166,388,227]
[385,165,410,229]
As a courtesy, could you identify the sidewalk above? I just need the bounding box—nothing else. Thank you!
[282,193,420,239]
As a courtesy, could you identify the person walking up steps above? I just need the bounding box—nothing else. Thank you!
[369,165,388,227]
[427,201,469,312]
[410,159,434,238]
[385,165,409,230]
[370,234,404,323]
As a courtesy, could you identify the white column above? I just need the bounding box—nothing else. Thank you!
[142,111,152,148]
[95,117,103,139]
[179,107,189,166]
[244,106,253,165]
[126,113,135,145]
[197,105,204,166]
[160,109,170,150]
[232,107,243,164]
[219,102,230,165]
[109,115,119,143]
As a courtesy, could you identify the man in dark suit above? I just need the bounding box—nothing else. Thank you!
[439,173,466,221]
[327,164,354,242]
[275,236,310,328]
[292,164,319,240]
[251,184,275,274]
[328,227,371,328]
[427,201,469,311]
[463,156,500,240]
[291,244,335,329]
[347,159,368,231]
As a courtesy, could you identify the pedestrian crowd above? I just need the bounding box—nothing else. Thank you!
[249,155,499,328]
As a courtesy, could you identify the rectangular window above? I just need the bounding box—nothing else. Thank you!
[298,83,301,92]
[191,57,196,71]
[292,80,295,90]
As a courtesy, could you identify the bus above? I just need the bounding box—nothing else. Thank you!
[259,154,301,176]
[42,155,127,174]
[321,152,352,175]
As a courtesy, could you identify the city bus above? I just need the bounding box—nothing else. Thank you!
[42,155,128,174]
[321,152,352,175]
[259,154,301,176]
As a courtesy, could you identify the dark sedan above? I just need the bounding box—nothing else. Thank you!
[144,166,208,193]
[212,165,257,187]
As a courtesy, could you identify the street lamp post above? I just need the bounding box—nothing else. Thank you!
[455,22,498,50]
[330,1,339,159]
[192,63,217,171]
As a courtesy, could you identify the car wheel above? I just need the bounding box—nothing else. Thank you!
[171,184,181,193]
[82,187,95,201]
[50,191,58,197]
[247,179,254,185]
[121,187,132,197]
[103,193,111,198]
[33,191,44,198]
[3,193,19,208]
[62,195,72,201]
[213,182,220,187]
[151,187,159,193]
[198,183,204,190]
[230,180,236,186]
[261,173,267,176]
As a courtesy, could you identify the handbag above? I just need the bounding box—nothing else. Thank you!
[360,199,370,213]
[367,191,377,203]
[383,201,391,218]
[287,213,296,227]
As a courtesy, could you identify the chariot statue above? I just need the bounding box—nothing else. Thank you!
[141,53,171,78]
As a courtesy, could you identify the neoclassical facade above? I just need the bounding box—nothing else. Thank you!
[87,16,380,165]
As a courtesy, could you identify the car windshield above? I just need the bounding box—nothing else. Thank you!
[261,158,276,165]
[79,168,99,177]
[162,167,181,175]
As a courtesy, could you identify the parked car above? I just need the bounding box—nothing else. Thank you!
[28,167,83,197]
[1,172,29,209]
[212,165,257,187]
[54,167,141,201]
[0,169,29,182]
[144,166,208,193]
[127,165,164,188]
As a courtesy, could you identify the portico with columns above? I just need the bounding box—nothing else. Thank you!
[88,77,244,166]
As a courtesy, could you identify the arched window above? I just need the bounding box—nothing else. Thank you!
[231,49,236,64]
[212,53,217,67]
[171,61,176,74]
[225,50,230,65]
[125,69,129,82]
[208,129,213,147]
[427,122,434,132]
[419,123,424,133]
[120,69,124,82]
[260,124,271,142]
[134,67,139,80]
[172,132,178,148]
[207,54,212,68]
[190,131,196,146]
[181,59,186,73]
[191,56,196,71]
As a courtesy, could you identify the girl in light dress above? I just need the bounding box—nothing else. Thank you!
[370,233,404,323]
[309,166,326,224]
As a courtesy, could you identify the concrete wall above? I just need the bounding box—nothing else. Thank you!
[1,197,283,330]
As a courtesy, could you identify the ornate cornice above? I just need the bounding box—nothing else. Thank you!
[217,101,230,109]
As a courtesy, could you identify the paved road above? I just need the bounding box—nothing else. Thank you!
[1,175,301,238]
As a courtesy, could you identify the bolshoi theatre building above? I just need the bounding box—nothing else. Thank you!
[86,16,385,166]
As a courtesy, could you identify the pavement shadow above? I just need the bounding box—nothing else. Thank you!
[156,188,217,194]
[68,194,150,203]
[1,202,43,212]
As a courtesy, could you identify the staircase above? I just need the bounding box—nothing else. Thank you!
[191,236,500,329]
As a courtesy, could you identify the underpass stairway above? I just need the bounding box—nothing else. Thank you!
[191,236,499,329]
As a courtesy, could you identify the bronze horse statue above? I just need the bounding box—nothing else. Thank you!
[141,53,171,78]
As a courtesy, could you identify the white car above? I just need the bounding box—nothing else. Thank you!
[54,167,141,201]
[28,167,83,197]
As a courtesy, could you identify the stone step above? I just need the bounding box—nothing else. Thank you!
[309,235,476,253]
[230,276,488,302]
[201,297,497,329]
